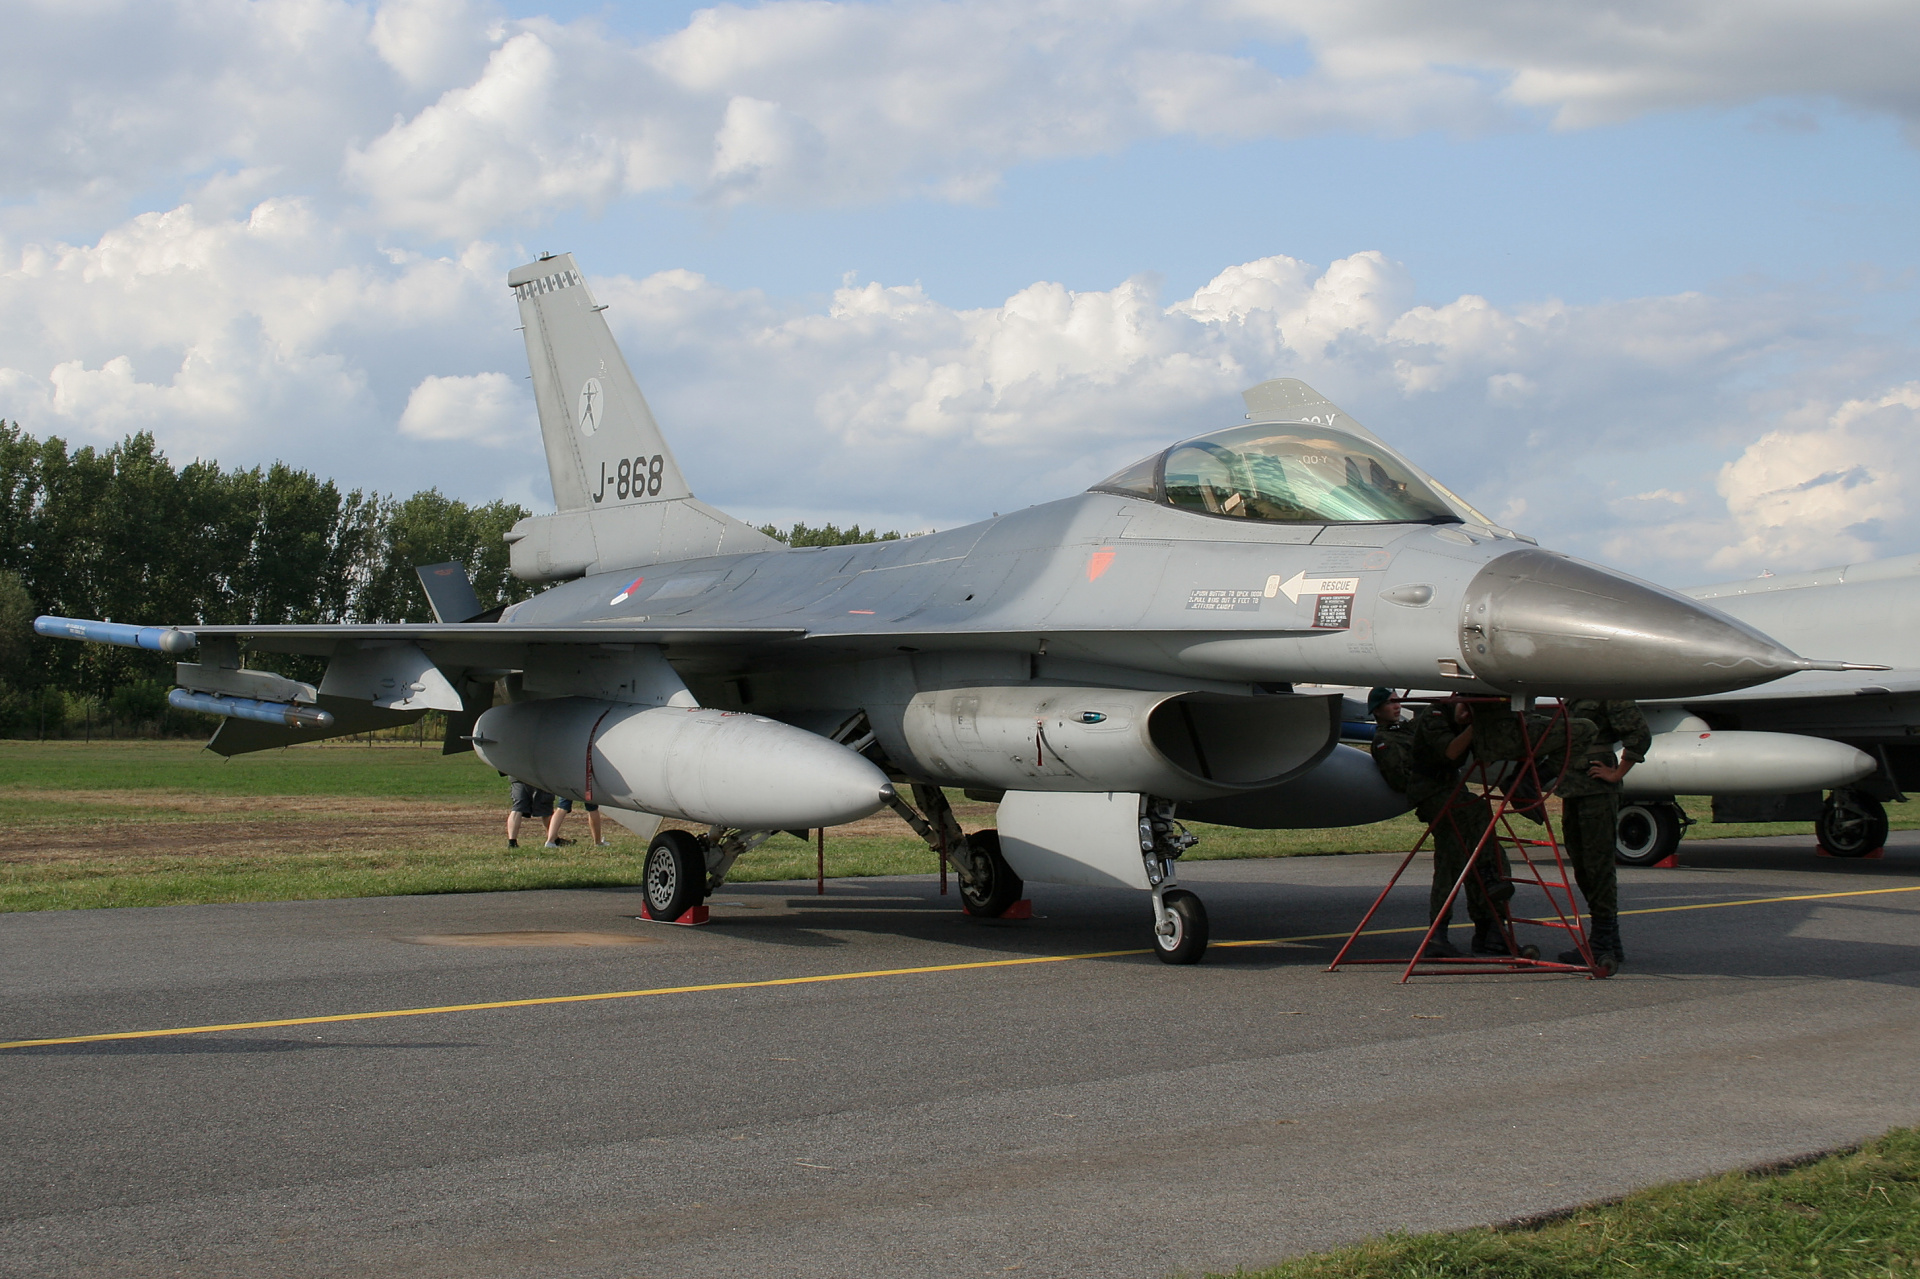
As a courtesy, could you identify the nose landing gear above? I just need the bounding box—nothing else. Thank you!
[1152,887,1209,964]
[1142,799,1207,964]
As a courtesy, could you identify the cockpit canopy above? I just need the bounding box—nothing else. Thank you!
[1091,423,1459,525]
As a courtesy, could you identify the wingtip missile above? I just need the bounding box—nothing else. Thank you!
[35,615,197,654]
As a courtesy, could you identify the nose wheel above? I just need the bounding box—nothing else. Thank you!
[1152,889,1209,964]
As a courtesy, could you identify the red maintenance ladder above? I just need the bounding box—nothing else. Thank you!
[1328,697,1609,982]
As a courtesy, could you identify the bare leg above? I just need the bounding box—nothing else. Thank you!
[506,811,522,844]
[588,810,604,845]
[546,810,567,844]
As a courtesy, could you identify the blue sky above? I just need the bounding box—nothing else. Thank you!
[544,102,1920,320]
[3,0,1917,585]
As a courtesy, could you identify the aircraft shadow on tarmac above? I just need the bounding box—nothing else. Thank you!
[1662,840,1914,876]
[10,1038,479,1057]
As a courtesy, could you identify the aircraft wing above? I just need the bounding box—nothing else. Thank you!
[146,621,807,657]
[1654,667,1920,707]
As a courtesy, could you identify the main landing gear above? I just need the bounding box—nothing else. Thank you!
[957,829,1024,918]
[1818,788,1889,857]
[1614,799,1685,867]
[883,786,1212,963]
[643,825,775,919]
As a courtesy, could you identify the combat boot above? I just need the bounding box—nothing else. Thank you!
[1591,920,1626,967]
[1559,920,1623,974]
[1421,930,1461,959]
[1470,922,1512,956]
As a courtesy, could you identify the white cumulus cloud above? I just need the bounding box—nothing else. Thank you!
[1712,385,1920,571]
[6,1,1920,241]
[398,371,531,446]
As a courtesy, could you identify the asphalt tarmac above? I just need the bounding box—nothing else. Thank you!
[5,833,1920,1279]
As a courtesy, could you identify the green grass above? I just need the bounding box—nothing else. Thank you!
[0,737,506,801]
[1221,1127,1920,1278]
[2,740,1911,913]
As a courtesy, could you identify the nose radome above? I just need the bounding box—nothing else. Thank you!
[1460,549,1846,698]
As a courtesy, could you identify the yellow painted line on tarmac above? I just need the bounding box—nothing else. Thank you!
[1620,882,1920,917]
[0,950,1146,1050]
[6,883,1920,1052]
[1212,881,1920,950]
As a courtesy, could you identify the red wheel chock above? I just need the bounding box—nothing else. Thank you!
[638,904,710,925]
[964,899,1032,920]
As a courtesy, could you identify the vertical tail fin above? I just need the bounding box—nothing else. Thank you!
[414,562,483,623]
[510,254,691,513]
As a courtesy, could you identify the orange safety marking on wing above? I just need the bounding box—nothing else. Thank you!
[1087,548,1116,581]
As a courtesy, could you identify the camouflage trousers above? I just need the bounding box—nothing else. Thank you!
[1560,793,1620,927]
[1417,792,1513,928]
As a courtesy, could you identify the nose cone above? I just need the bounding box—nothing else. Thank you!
[1461,549,1821,698]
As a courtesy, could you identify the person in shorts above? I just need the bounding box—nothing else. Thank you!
[549,797,606,848]
[507,782,555,849]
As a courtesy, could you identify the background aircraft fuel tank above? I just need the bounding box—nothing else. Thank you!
[473,698,892,829]
[1459,549,1868,698]
[1619,728,1876,797]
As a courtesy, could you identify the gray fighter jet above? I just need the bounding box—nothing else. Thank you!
[34,253,1872,962]
[1603,554,1919,863]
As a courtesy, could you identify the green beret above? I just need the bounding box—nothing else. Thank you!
[1366,687,1395,714]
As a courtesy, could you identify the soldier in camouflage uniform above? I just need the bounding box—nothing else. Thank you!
[1468,701,1598,785]
[1368,690,1514,957]
[1553,698,1652,972]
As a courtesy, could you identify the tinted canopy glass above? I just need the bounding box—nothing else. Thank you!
[1156,424,1456,524]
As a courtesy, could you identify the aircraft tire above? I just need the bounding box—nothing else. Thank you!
[1152,890,1208,965]
[644,829,706,919]
[1817,790,1888,858]
[959,830,1023,917]
[1615,800,1683,867]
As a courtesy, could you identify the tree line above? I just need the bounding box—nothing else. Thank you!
[0,423,897,738]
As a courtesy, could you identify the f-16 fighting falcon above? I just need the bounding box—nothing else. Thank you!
[1597,553,1920,865]
[34,254,1875,963]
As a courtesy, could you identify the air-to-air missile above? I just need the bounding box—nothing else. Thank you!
[31,252,1883,962]
[165,689,336,730]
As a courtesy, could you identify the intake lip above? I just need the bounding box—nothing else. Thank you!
[1459,549,1821,699]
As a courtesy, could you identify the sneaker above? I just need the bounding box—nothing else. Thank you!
[507,838,518,849]
[545,838,574,848]
[595,839,611,848]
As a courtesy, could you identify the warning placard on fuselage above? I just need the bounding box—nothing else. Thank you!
[1186,589,1264,612]
[1312,594,1354,629]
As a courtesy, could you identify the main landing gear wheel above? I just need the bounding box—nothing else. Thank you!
[644,829,706,920]
[959,830,1024,917]
[1817,790,1888,858]
[1615,800,1683,867]
[1152,889,1209,965]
